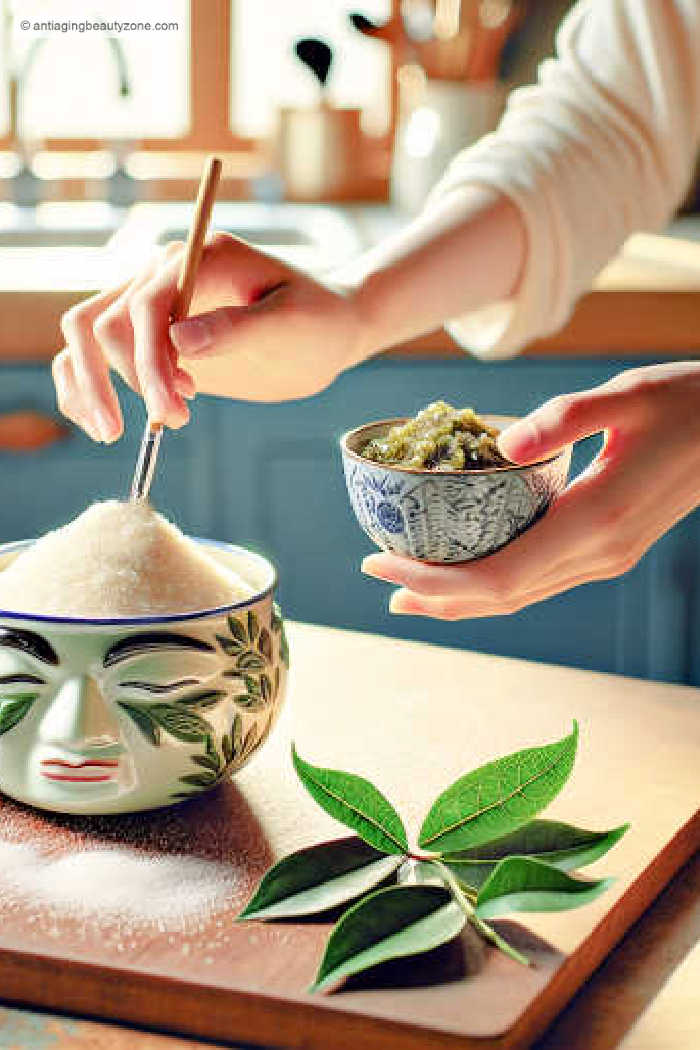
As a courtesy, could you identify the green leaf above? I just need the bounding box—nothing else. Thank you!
[228,616,248,645]
[439,859,497,892]
[221,733,233,764]
[192,752,222,773]
[444,819,629,873]
[260,673,273,703]
[235,692,266,711]
[177,690,226,710]
[237,651,266,672]
[216,634,244,656]
[239,837,403,921]
[292,745,408,855]
[258,627,273,661]
[475,856,613,920]
[419,723,579,853]
[232,713,243,754]
[149,704,211,742]
[118,701,160,746]
[247,610,260,642]
[311,884,465,993]
[244,675,261,697]
[179,772,220,789]
[0,694,37,735]
[242,723,259,755]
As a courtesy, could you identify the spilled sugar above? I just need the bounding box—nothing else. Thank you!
[0,500,255,617]
[0,841,235,927]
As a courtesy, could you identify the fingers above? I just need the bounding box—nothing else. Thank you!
[130,254,190,427]
[360,469,648,620]
[386,562,604,620]
[498,385,634,465]
[52,349,104,443]
[60,288,128,442]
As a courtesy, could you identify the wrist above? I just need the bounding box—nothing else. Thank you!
[322,264,386,370]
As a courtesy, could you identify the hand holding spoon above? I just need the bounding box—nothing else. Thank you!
[130,155,222,502]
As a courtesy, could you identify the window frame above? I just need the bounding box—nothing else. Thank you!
[0,0,397,199]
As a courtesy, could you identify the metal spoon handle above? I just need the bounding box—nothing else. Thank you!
[129,155,222,502]
[130,421,163,502]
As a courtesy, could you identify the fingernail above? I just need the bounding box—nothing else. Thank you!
[93,408,115,443]
[170,318,212,355]
[361,555,398,581]
[389,592,419,616]
[497,419,539,461]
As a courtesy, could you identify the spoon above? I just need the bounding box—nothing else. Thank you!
[130,155,222,502]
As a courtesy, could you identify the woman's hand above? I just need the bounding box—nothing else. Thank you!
[52,233,368,442]
[362,363,700,619]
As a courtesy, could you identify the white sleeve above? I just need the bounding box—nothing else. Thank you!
[425,0,700,359]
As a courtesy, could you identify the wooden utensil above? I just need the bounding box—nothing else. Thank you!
[130,155,222,502]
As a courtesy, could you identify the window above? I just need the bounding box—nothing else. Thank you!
[1,0,189,141]
[232,0,392,138]
[0,0,395,198]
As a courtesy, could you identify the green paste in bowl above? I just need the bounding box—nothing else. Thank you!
[359,401,510,471]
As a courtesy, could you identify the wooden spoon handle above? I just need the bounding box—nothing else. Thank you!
[171,155,222,324]
[131,155,222,499]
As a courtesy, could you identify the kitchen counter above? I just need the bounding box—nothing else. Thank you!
[1,203,700,360]
[0,622,696,1049]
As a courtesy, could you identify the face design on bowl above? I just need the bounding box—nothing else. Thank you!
[0,606,288,815]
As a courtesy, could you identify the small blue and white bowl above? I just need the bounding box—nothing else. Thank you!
[341,416,571,564]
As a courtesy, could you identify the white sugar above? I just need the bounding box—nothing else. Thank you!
[0,840,234,926]
[0,501,254,617]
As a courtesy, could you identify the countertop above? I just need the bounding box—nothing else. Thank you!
[0,621,696,1050]
[1,205,700,361]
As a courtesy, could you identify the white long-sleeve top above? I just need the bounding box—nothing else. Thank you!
[427,0,700,358]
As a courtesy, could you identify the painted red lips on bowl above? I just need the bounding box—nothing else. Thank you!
[40,758,119,783]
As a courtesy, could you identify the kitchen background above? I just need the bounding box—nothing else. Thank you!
[1,0,700,684]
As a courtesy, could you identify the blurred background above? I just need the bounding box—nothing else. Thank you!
[1,0,700,685]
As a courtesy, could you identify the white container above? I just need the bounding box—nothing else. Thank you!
[277,105,362,200]
[391,80,508,214]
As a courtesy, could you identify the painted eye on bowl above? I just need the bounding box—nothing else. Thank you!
[0,673,46,687]
[118,679,202,695]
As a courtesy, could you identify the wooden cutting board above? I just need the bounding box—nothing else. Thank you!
[0,622,697,1050]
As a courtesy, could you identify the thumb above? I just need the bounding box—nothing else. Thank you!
[497,387,629,464]
[169,294,284,359]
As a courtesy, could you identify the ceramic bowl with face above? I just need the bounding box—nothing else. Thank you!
[341,416,571,564]
[0,540,288,815]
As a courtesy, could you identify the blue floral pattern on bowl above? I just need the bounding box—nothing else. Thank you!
[341,417,571,563]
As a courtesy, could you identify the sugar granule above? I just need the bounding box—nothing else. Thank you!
[0,841,235,927]
[0,500,254,617]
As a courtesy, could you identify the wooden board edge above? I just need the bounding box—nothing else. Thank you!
[0,810,697,1050]
[506,807,700,1050]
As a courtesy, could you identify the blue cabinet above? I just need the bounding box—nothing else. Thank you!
[1,356,698,685]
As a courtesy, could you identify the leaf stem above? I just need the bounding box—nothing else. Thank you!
[432,860,530,967]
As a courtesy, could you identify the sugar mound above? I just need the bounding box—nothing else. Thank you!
[0,501,254,617]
